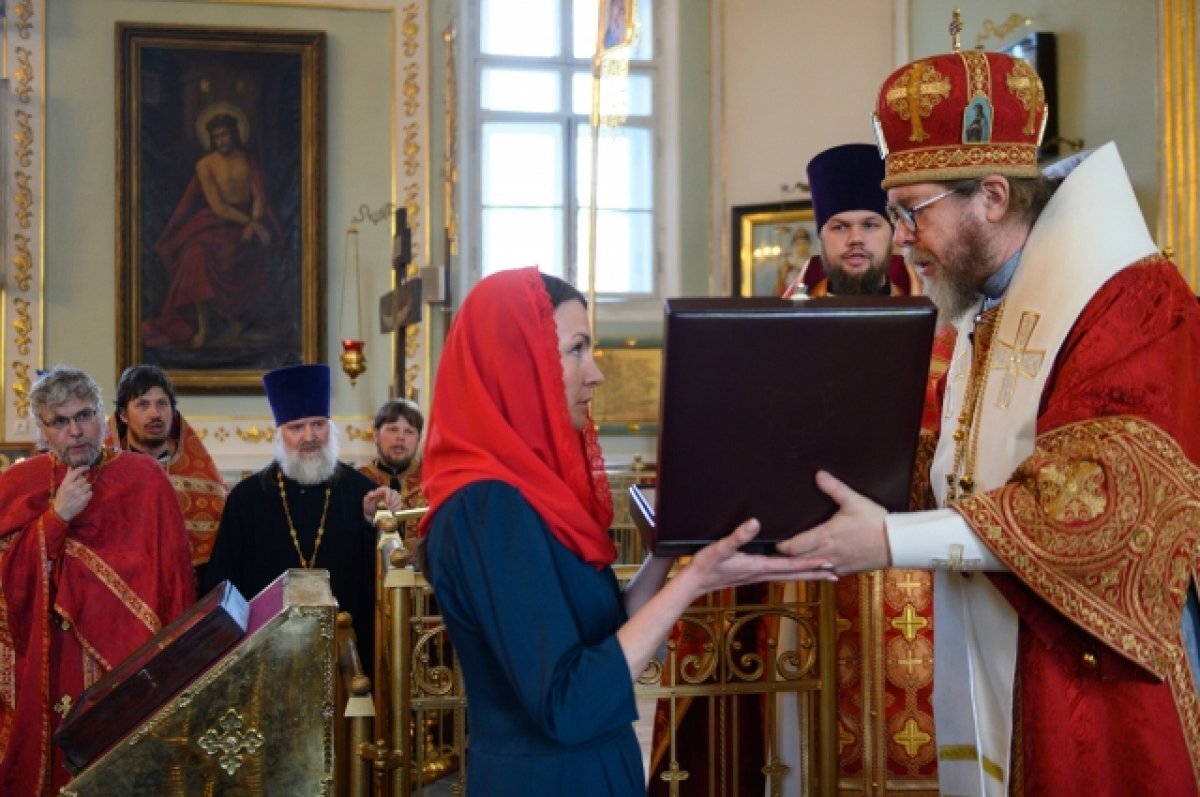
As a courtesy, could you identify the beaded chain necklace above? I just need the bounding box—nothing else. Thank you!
[945,300,1006,502]
[275,467,333,568]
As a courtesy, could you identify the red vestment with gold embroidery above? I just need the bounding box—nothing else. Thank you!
[0,450,194,794]
[952,260,1200,795]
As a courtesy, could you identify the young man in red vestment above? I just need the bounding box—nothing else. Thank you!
[0,366,194,794]
[358,398,427,538]
[778,25,1200,797]
[107,364,228,582]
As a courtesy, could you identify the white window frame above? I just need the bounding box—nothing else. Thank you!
[459,0,681,323]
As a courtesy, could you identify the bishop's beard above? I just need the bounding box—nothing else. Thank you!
[276,423,340,485]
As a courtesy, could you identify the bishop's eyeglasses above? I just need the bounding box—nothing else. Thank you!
[885,188,960,233]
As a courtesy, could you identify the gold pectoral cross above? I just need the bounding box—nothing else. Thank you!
[932,544,982,571]
[990,310,1045,409]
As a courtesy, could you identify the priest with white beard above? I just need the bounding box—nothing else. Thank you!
[202,363,401,665]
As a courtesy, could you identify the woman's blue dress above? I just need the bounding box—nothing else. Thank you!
[423,480,644,796]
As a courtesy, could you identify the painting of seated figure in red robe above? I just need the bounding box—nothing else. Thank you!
[118,26,324,389]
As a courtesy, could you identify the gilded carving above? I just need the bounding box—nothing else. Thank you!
[12,298,33,355]
[12,1,35,38]
[401,3,420,57]
[975,14,1030,47]
[403,122,421,176]
[403,62,421,117]
[14,109,34,167]
[13,233,33,291]
[13,172,33,228]
[14,47,34,103]
[11,361,32,418]
[235,425,276,443]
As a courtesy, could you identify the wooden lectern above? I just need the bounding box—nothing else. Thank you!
[59,569,339,796]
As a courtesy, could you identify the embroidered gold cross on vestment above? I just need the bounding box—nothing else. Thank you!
[990,310,1045,408]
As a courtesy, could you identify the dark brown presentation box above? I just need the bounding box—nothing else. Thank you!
[640,296,937,555]
[55,580,250,772]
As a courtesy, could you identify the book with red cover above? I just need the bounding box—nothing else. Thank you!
[55,580,250,772]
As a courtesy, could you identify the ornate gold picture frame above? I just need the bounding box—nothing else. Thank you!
[731,200,817,298]
[115,24,325,392]
[591,338,660,434]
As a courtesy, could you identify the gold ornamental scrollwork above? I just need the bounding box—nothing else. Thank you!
[403,122,421,176]
[403,62,421,117]
[12,1,35,38]
[13,47,35,103]
[235,425,276,443]
[975,13,1032,47]
[12,298,33,355]
[13,172,33,228]
[401,3,420,57]
[13,234,33,291]
[11,361,32,418]
[197,708,265,776]
[14,109,34,167]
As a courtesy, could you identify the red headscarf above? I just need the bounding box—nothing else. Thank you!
[418,267,616,568]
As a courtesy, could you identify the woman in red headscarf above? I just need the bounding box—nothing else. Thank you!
[418,267,832,795]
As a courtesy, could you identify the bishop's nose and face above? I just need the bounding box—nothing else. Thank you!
[280,416,331,459]
[41,395,105,468]
[376,417,420,471]
[120,386,172,453]
[554,299,604,432]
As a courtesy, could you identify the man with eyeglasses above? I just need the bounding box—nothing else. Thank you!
[778,33,1200,797]
[202,363,402,667]
[0,365,193,794]
[108,364,227,583]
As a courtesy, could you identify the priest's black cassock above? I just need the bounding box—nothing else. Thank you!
[201,462,378,664]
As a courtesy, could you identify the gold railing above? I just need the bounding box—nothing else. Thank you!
[366,550,837,796]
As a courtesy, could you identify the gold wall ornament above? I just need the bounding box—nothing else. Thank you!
[14,109,33,166]
[975,13,1032,47]
[235,425,276,443]
[12,298,32,355]
[13,48,33,103]
[13,171,32,228]
[12,2,35,38]
[1158,0,1199,290]
[13,233,32,291]
[11,361,31,418]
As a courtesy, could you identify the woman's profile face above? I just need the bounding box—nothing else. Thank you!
[554,299,604,431]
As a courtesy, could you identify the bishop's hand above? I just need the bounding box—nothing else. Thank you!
[775,470,891,575]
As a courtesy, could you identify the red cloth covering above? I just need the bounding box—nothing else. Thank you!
[142,156,282,347]
[418,267,615,568]
[953,260,1200,795]
[0,449,194,794]
[107,411,227,566]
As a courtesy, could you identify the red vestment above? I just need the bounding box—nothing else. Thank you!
[358,460,426,538]
[950,260,1200,795]
[0,449,194,794]
[142,154,282,347]
[106,411,228,566]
